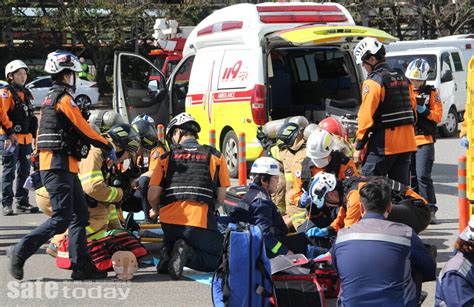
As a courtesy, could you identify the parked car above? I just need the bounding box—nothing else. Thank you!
[26,76,100,107]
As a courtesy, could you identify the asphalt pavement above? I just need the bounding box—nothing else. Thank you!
[0,136,466,306]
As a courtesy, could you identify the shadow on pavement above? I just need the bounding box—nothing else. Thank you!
[0,226,37,231]
[433,183,458,196]
[432,163,458,183]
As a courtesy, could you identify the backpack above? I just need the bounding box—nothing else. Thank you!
[212,223,273,307]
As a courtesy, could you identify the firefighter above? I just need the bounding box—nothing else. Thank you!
[405,58,443,224]
[293,129,358,233]
[352,37,417,185]
[331,179,436,306]
[319,117,354,157]
[148,112,230,280]
[306,173,431,239]
[1,60,39,216]
[7,51,113,280]
[435,217,474,306]
[276,122,307,228]
[230,157,310,258]
[80,123,140,240]
[123,115,167,224]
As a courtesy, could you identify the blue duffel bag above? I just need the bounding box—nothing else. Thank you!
[212,223,273,307]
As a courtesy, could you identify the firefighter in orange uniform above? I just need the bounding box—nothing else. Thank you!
[306,173,431,239]
[7,51,113,281]
[405,59,443,224]
[1,60,38,216]
[352,37,417,185]
[148,112,230,280]
[292,129,358,232]
[126,114,167,224]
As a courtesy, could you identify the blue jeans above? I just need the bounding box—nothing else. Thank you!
[2,142,32,207]
[410,143,436,205]
[14,170,89,265]
[362,152,412,185]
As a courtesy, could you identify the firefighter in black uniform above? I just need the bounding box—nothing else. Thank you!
[0,60,39,215]
[7,51,113,281]
[352,37,417,185]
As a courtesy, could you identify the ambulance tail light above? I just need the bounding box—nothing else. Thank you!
[250,84,266,125]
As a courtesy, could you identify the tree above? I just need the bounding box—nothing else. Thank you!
[30,1,158,94]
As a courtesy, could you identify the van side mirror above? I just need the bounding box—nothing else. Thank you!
[441,70,453,83]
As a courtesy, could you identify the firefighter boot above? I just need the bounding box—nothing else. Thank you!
[6,246,24,280]
[17,203,40,213]
[168,239,193,280]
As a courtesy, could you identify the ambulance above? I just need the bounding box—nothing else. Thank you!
[113,2,397,177]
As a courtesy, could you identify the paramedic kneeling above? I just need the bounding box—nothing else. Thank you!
[148,112,230,280]
[230,157,309,258]
[331,179,435,307]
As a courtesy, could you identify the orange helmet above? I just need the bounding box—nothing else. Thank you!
[319,117,346,138]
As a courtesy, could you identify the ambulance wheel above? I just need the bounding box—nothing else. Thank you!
[439,107,458,137]
[222,130,239,178]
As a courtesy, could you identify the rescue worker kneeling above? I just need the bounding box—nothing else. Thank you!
[80,123,141,240]
[123,115,167,224]
[305,173,431,239]
[293,129,358,232]
[331,179,436,306]
[148,112,230,280]
[230,157,310,258]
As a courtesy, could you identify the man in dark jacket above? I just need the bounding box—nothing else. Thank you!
[230,157,308,258]
[331,178,436,306]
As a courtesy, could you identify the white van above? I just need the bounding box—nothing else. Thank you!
[386,47,467,137]
[113,2,397,177]
[387,34,474,68]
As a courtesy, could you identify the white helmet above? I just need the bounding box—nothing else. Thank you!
[5,60,29,79]
[250,157,281,176]
[303,123,322,140]
[353,37,384,65]
[44,51,82,74]
[306,129,334,168]
[132,114,155,126]
[309,172,337,209]
[459,216,474,241]
[405,58,430,81]
[166,112,200,137]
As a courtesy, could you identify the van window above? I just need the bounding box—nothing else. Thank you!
[451,52,464,72]
[441,52,452,72]
[172,56,194,114]
[268,47,360,121]
[386,55,437,80]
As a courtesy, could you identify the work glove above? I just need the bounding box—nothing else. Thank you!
[298,191,311,208]
[108,148,118,163]
[306,227,329,238]
[461,136,469,149]
[417,104,427,113]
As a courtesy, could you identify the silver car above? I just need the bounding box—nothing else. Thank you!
[26,76,100,108]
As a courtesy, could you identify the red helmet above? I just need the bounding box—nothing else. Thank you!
[319,117,346,138]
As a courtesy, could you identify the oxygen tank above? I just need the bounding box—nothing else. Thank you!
[263,116,309,139]
[303,123,322,140]
[88,110,124,133]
